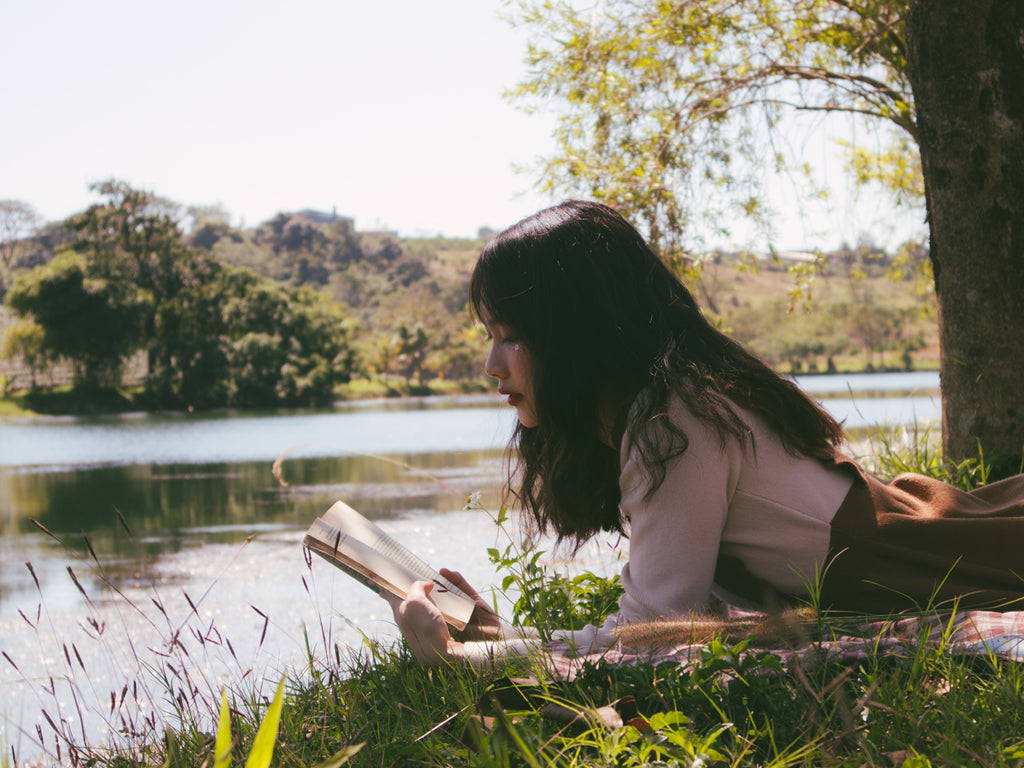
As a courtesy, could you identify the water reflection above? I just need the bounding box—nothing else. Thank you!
[13,449,497,524]
[1,449,505,582]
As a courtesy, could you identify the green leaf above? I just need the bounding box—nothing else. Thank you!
[214,690,232,768]
[244,677,285,768]
[312,744,365,768]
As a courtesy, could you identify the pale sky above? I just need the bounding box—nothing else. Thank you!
[2,0,924,249]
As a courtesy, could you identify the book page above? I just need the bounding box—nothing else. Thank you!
[305,501,475,630]
[319,501,469,597]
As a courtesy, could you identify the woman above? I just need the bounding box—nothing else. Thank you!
[387,200,1024,667]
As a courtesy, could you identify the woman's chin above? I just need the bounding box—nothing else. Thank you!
[516,412,539,428]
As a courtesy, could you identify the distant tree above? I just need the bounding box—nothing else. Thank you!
[0,200,42,297]
[848,303,908,369]
[69,180,216,400]
[365,236,403,266]
[189,220,239,251]
[15,221,75,271]
[325,217,364,268]
[4,182,359,409]
[71,180,185,281]
[187,206,242,251]
[436,328,488,381]
[392,257,429,288]
[148,267,231,408]
[0,319,49,389]
[216,267,356,407]
[394,322,430,385]
[372,332,402,378]
[248,212,364,287]
[6,252,146,389]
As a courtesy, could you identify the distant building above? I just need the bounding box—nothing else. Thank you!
[294,208,355,229]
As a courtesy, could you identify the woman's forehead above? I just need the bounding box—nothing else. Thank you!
[479,306,506,328]
[479,304,521,334]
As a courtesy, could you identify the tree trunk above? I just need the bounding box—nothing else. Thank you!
[906,0,1024,475]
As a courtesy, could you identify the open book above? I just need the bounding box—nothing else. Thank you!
[303,500,476,631]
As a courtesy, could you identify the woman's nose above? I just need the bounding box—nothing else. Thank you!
[484,345,505,379]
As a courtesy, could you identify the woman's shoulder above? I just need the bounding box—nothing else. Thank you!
[618,386,752,499]
[622,385,759,453]
[620,384,837,492]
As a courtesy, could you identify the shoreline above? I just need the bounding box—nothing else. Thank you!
[0,363,940,421]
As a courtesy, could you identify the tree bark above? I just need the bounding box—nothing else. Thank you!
[906,0,1024,474]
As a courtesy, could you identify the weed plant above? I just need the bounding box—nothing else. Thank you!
[486,505,624,641]
[8,434,1024,767]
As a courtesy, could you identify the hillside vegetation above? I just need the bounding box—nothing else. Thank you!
[694,249,938,374]
[0,183,937,411]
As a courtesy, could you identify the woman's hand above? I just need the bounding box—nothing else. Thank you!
[382,581,463,666]
[440,568,503,642]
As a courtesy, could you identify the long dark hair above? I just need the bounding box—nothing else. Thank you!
[470,200,845,546]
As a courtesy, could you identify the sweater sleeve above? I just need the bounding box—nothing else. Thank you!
[614,397,744,621]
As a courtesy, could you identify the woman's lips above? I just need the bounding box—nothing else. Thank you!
[506,393,522,407]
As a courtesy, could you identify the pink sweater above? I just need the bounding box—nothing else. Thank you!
[616,392,853,619]
[463,392,854,662]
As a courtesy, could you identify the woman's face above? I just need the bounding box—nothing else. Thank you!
[480,309,538,428]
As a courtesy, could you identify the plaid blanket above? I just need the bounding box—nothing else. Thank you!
[544,610,1024,681]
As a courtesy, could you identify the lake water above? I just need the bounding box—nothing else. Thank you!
[0,373,940,760]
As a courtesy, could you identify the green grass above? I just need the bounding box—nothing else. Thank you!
[0,385,138,418]
[0,397,34,418]
[12,437,1024,768]
[335,376,492,401]
[139,612,1024,768]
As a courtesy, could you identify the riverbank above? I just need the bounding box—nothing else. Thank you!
[0,376,496,419]
[0,397,33,418]
[0,357,940,420]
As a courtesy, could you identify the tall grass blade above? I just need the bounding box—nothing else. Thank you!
[214,690,232,768]
[313,744,365,768]
[243,677,284,768]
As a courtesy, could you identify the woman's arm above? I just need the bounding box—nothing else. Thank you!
[616,396,742,620]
